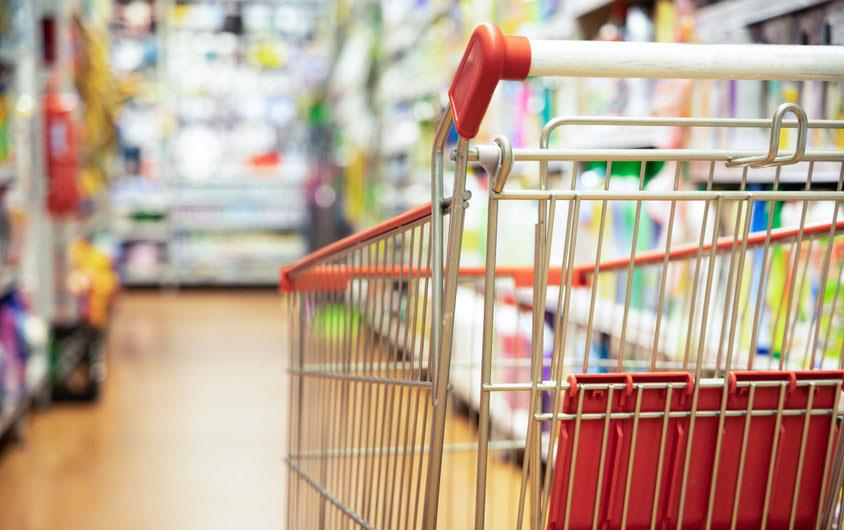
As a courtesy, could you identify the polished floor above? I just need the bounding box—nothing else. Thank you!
[0,290,288,530]
[0,290,528,530]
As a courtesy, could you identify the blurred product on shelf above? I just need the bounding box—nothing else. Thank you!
[0,286,49,433]
[67,238,119,328]
[43,79,81,216]
[0,63,12,173]
[72,13,118,201]
[0,291,34,423]
[120,241,165,284]
[111,0,160,181]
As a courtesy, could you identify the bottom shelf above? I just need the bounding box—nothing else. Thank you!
[121,269,281,287]
[119,235,297,284]
[170,276,279,287]
[26,346,49,393]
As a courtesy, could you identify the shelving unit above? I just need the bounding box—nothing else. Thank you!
[568,0,618,19]
[695,0,834,40]
[564,0,646,38]
[109,0,328,287]
[0,0,60,440]
[691,161,844,185]
[345,0,844,225]
[107,0,171,286]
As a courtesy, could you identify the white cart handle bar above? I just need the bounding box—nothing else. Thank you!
[448,23,844,138]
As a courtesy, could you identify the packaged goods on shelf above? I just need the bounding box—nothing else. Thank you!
[0,292,27,411]
[67,238,119,328]
[120,241,166,285]
[0,289,45,434]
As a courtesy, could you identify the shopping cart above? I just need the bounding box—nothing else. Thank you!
[280,24,844,530]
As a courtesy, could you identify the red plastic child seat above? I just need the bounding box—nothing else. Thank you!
[547,370,844,530]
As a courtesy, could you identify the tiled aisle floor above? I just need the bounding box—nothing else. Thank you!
[0,290,287,530]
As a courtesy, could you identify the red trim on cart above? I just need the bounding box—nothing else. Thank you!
[281,218,844,293]
[279,202,433,292]
[576,218,844,278]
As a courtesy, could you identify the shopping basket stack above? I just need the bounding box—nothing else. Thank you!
[281,23,844,530]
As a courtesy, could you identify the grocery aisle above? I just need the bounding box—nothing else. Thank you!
[0,291,287,530]
[0,0,842,528]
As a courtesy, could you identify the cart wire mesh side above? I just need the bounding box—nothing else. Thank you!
[281,105,472,528]
[468,111,844,530]
[281,23,844,530]
[283,203,440,530]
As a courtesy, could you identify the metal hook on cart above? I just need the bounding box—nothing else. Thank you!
[727,102,808,168]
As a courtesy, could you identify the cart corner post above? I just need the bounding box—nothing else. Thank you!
[422,108,470,530]
[422,23,532,530]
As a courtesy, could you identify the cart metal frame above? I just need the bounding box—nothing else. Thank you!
[281,23,844,530]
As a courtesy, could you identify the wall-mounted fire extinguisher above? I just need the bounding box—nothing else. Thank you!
[44,79,81,216]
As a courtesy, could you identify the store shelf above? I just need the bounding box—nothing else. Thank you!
[691,161,844,185]
[0,346,49,442]
[384,4,452,62]
[0,165,17,187]
[121,274,168,287]
[61,206,110,240]
[172,266,281,286]
[0,396,27,441]
[168,178,303,189]
[695,0,830,39]
[143,0,316,288]
[0,45,17,64]
[172,276,279,287]
[529,9,575,40]
[380,79,444,106]
[169,207,306,232]
[567,0,617,19]
[566,0,653,37]
[0,268,17,299]
[560,126,663,149]
[113,224,170,242]
[26,346,50,396]
[172,222,303,232]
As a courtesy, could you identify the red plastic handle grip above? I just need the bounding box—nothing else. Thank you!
[448,24,531,139]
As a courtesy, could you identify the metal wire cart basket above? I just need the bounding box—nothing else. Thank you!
[280,23,844,530]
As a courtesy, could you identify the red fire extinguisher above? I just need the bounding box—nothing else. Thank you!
[44,80,81,216]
